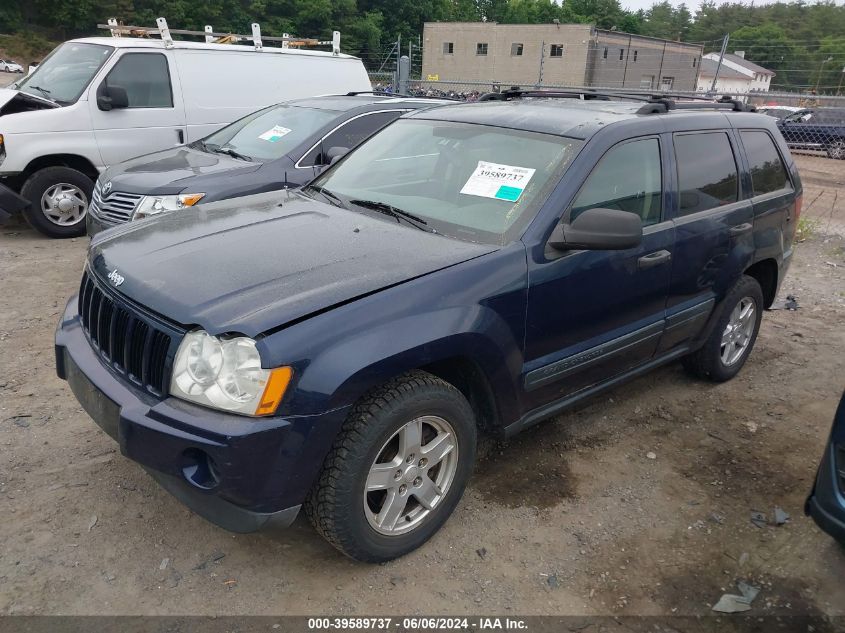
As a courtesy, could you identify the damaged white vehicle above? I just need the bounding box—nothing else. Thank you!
[0,27,370,237]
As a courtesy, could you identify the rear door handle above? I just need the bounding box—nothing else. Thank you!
[729,222,752,237]
[176,129,184,144]
[638,249,672,270]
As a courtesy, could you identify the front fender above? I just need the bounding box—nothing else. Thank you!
[300,306,523,425]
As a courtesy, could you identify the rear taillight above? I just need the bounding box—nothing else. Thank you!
[790,194,802,240]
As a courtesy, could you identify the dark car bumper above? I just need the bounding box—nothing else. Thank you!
[86,210,118,238]
[55,295,350,533]
[805,390,845,545]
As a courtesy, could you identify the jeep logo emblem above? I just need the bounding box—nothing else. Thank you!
[107,269,124,287]
[102,181,112,195]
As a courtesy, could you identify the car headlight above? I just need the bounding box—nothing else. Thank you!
[170,330,292,416]
[133,193,205,220]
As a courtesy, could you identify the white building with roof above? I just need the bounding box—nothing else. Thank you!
[698,51,775,94]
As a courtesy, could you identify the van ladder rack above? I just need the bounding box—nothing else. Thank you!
[479,87,754,113]
[99,17,341,55]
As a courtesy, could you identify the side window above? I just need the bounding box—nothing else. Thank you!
[740,131,791,196]
[570,138,662,226]
[299,111,403,167]
[674,132,738,216]
[104,53,172,108]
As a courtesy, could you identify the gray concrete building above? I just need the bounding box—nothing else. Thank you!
[422,22,703,91]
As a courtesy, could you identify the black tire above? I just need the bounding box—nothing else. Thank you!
[305,370,477,562]
[682,275,764,382]
[20,166,93,238]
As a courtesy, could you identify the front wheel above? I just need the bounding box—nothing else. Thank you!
[682,275,764,382]
[21,166,93,238]
[826,140,845,160]
[306,371,477,562]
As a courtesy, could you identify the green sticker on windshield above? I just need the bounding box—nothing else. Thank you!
[495,185,523,201]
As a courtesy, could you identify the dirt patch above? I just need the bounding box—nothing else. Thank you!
[474,423,580,508]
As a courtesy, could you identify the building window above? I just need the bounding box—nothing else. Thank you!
[603,47,608,59]
[476,42,488,56]
[619,49,624,60]
[633,50,638,62]
[550,44,564,58]
[640,75,654,89]
[511,43,523,56]
[443,42,453,55]
[660,76,674,91]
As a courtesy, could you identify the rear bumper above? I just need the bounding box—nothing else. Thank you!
[55,294,350,532]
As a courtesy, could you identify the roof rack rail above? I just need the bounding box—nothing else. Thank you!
[344,90,463,102]
[98,17,342,55]
[478,87,755,113]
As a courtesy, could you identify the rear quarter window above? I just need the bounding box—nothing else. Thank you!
[674,132,739,216]
[740,130,792,196]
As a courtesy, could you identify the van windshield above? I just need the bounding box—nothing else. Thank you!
[16,43,113,105]
[307,119,582,245]
[200,105,341,162]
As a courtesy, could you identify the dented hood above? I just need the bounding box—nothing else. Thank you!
[88,191,494,337]
[0,88,60,114]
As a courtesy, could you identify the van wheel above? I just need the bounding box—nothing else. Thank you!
[826,140,845,160]
[21,167,93,238]
[682,275,764,382]
[305,371,476,562]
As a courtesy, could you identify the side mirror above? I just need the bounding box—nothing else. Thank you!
[326,146,350,165]
[97,85,129,111]
[549,207,643,251]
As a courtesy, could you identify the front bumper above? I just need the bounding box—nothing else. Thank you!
[86,209,117,238]
[806,443,845,545]
[55,295,350,532]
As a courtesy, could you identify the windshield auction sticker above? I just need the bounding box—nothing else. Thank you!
[460,161,536,202]
[258,125,292,142]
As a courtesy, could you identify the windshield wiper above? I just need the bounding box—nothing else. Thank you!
[305,185,345,208]
[349,199,431,231]
[212,146,253,161]
[26,85,56,101]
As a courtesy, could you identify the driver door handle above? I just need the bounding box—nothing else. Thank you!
[729,222,753,237]
[638,250,672,270]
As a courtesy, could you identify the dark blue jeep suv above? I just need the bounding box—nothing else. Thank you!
[55,91,803,561]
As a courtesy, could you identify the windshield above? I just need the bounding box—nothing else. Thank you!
[201,104,341,161]
[16,42,113,105]
[308,119,582,245]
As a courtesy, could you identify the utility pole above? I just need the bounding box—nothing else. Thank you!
[538,40,546,86]
[709,34,729,96]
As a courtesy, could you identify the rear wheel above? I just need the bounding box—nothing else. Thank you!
[826,140,845,160]
[682,275,764,382]
[21,166,93,238]
[306,371,476,562]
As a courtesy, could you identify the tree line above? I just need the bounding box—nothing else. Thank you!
[3,0,845,91]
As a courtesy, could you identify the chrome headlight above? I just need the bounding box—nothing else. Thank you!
[133,193,205,220]
[170,330,292,416]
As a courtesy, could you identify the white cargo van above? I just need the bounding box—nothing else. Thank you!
[0,20,371,237]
